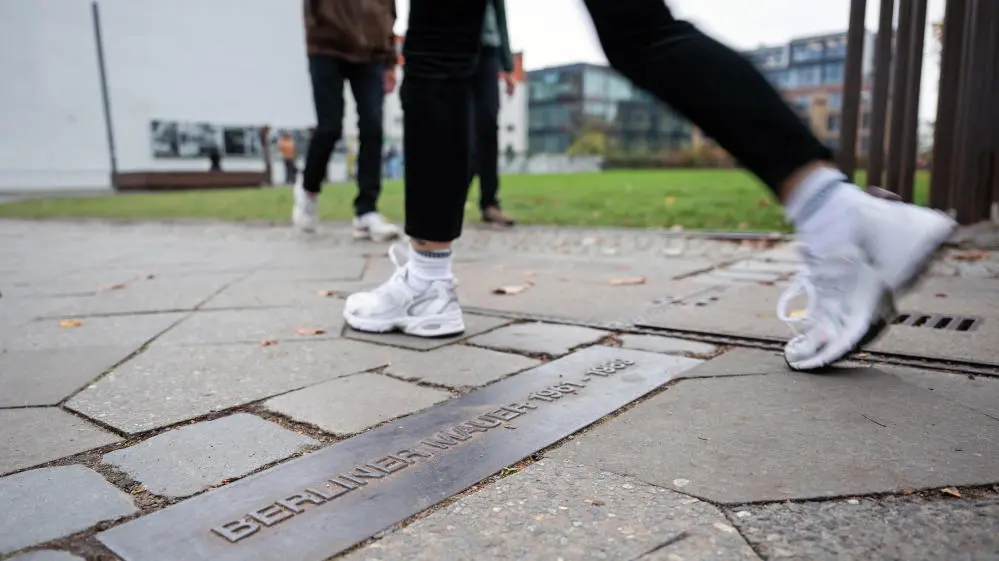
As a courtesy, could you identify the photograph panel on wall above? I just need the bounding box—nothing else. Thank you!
[151,120,265,159]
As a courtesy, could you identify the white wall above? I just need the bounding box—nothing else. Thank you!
[0,0,528,191]
[0,0,112,190]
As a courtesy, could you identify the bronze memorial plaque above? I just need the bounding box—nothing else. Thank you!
[98,345,699,561]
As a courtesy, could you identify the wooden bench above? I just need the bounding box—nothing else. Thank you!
[114,171,268,192]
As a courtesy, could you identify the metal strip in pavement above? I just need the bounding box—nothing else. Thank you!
[98,346,700,561]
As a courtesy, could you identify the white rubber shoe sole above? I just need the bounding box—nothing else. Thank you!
[352,228,401,243]
[344,309,465,338]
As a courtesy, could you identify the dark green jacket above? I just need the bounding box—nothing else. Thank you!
[489,0,515,72]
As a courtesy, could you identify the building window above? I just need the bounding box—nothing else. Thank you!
[791,39,824,63]
[860,136,870,152]
[825,36,848,58]
[862,112,871,128]
[790,65,822,87]
[827,92,843,109]
[827,114,841,133]
[506,124,515,132]
[823,62,845,85]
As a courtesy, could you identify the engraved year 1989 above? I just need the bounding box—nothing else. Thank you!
[527,358,635,403]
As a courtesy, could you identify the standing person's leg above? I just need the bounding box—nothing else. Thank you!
[343,0,487,337]
[284,159,296,185]
[294,55,346,233]
[472,46,514,227]
[581,0,956,370]
[346,61,401,242]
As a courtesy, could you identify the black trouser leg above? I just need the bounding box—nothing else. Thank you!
[470,46,502,212]
[346,61,386,217]
[402,0,486,242]
[284,159,296,184]
[581,0,831,194]
[302,55,346,194]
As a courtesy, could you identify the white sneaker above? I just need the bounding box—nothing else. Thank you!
[778,245,896,371]
[292,178,318,233]
[353,212,401,242]
[854,196,957,294]
[343,245,465,337]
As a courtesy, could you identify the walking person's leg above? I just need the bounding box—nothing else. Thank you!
[471,46,514,227]
[578,0,955,370]
[294,55,346,233]
[284,159,296,185]
[343,0,486,337]
[346,61,401,242]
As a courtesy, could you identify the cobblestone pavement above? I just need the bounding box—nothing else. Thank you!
[1,219,997,561]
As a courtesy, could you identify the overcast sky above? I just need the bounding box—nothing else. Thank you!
[394,0,946,120]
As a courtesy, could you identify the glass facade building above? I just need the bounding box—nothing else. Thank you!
[527,63,690,155]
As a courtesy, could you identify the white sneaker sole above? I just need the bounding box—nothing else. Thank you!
[344,309,465,338]
[785,271,896,372]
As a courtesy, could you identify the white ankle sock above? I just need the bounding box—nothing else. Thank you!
[406,246,453,291]
[785,167,864,253]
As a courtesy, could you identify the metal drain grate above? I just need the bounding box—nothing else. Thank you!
[893,313,982,332]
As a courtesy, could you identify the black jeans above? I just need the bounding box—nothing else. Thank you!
[470,46,502,212]
[283,158,297,184]
[303,55,385,217]
[402,0,832,242]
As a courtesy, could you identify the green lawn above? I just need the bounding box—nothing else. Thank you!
[0,169,929,232]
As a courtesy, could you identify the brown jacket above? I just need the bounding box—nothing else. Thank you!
[304,0,397,67]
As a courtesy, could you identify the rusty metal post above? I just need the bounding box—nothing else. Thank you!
[949,0,980,222]
[885,0,914,195]
[867,0,896,188]
[898,0,927,202]
[930,0,967,211]
[839,0,868,180]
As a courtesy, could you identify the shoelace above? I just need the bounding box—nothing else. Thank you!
[775,248,849,338]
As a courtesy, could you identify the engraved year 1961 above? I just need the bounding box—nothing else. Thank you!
[527,358,635,403]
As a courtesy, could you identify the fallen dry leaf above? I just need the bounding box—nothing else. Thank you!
[935,293,948,298]
[941,487,962,498]
[296,328,326,336]
[316,290,337,297]
[902,489,914,495]
[669,225,684,232]
[665,196,676,207]
[951,250,990,262]
[493,283,532,295]
[757,198,772,207]
[738,221,749,230]
[608,277,647,286]
[146,274,156,280]
[260,339,278,347]
[58,319,83,328]
[103,282,128,291]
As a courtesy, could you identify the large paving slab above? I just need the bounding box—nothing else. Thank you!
[103,413,316,498]
[383,345,540,389]
[65,339,394,434]
[96,346,701,561]
[0,408,121,475]
[360,253,718,324]
[0,465,137,554]
[153,304,345,346]
[638,277,999,366]
[552,353,999,504]
[877,364,999,419]
[344,313,511,350]
[201,276,356,309]
[263,373,453,435]
[40,273,245,317]
[0,346,136,406]
[469,322,610,356]
[343,458,759,561]
[247,256,368,282]
[0,312,188,352]
[731,494,999,560]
